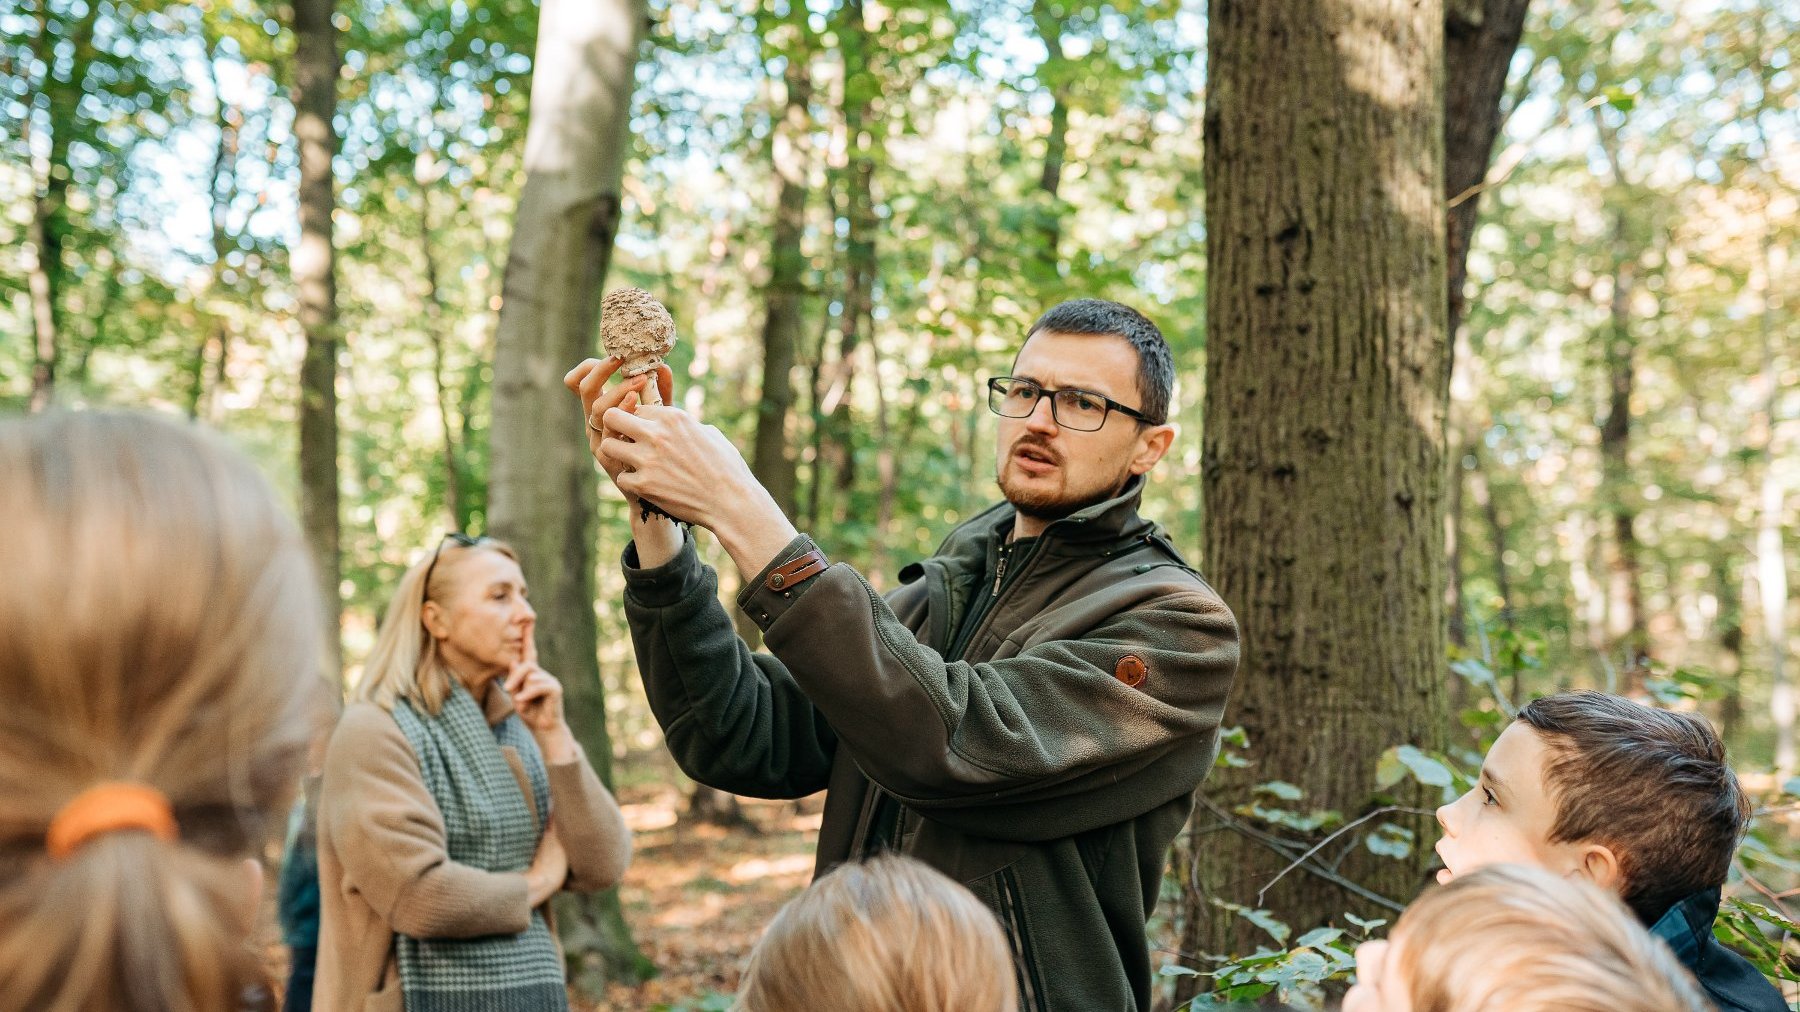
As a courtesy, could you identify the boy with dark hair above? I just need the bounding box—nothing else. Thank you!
[1435,690,1786,1012]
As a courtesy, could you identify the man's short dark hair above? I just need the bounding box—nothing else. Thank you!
[1025,299,1174,425]
[1517,691,1750,923]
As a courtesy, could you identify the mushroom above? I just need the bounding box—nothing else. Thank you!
[599,287,681,523]
[600,287,677,407]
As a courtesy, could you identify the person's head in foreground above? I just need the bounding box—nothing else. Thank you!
[990,298,1177,533]
[1434,690,1748,923]
[735,854,1017,1012]
[0,411,328,1011]
[1344,863,1708,1012]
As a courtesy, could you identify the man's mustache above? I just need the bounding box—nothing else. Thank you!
[1010,438,1062,466]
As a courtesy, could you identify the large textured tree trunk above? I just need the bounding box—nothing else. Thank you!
[486,0,653,989]
[292,0,343,674]
[1188,0,1448,966]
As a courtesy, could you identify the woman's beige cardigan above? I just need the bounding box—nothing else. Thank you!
[313,683,631,1012]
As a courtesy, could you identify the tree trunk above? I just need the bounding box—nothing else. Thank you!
[420,188,466,530]
[1031,0,1069,276]
[1758,324,1792,777]
[24,2,98,412]
[1715,551,1744,743]
[485,0,653,989]
[817,0,874,509]
[1188,0,1448,969]
[292,0,343,674]
[1599,208,1647,687]
[1468,439,1514,634]
[752,22,811,520]
[1442,0,1530,344]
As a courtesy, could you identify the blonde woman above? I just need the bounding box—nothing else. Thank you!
[0,411,331,1011]
[315,534,630,1012]
[735,855,1017,1012]
[1345,863,1710,1012]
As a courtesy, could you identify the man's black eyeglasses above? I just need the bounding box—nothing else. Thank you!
[421,532,491,605]
[986,376,1155,432]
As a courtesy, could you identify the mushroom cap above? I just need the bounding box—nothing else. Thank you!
[600,287,677,373]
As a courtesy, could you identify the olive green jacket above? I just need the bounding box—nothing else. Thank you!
[622,479,1240,1011]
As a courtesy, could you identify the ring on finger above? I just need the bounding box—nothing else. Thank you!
[587,417,605,435]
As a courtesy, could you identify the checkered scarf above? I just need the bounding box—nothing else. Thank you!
[390,682,565,1011]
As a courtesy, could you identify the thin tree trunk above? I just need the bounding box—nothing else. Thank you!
[870,337,897,588]
[193,39,239,422]
[25,3,97,412]
[486,0,653,988]
[819,0,874,507]
[1715,551,1744,743]
[1187,0,1448,972]
[1031,0,1069,275]
[1598,207,1647,687]
[1442,0,1531,345]
[1758,315,1792,777]
[751,20,811,520]
[1446,427,1471,650]
[292,0,343,674]
[420,187,465,529]
[1468,440,1514,634]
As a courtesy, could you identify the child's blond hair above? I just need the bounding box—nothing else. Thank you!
[735,854,1017,1012]
[1395,864,1709,1012]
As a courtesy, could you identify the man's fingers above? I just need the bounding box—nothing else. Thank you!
[601,404,654,440]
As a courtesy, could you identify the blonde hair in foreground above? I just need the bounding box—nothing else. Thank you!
[355,536,518,715]
[0,411,330,1012]
[735,854,1017,1012]
[1394,863,1709,1012]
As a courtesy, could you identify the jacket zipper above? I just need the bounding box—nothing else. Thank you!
[947,538,1037,662]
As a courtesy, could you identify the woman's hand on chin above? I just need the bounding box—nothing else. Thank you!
[504,630,579,763]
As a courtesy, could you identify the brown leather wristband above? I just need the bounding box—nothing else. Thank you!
[766,549,829,592]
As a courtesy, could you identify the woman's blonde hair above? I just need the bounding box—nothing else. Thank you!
[735,854,1017,1012]
[0,411,331,1011]
[1393,863,1709,1012]
[355,536,518,714]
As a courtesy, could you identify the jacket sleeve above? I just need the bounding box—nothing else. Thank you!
[747,542,1240,842]
[621,532,839,800]
[319,705,532,938]
[546,754,631,893]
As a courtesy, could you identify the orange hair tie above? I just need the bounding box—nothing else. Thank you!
[45,782,178,860]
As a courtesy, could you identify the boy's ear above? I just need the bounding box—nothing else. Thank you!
[1577,843,1624,894]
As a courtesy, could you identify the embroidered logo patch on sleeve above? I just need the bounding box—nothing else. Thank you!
[1114,654,1149,688]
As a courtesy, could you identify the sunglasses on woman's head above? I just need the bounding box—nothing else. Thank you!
[421,532,491,605]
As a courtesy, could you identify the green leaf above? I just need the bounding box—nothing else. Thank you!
[1240,907,1292,946]
[1365,822,1415,860]
[1255,780,1305,802]
[1295,926,1345,949]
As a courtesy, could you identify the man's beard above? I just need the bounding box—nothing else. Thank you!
[996,456,1133,523]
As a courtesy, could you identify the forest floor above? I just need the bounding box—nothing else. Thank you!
[589,751,823,1011]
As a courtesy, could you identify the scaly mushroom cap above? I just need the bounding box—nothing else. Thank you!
[600,287,677,378]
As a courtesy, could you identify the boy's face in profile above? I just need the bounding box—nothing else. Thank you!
[1435,722,1598,885]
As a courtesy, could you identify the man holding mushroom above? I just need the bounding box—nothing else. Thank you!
[567,297,1239,1012]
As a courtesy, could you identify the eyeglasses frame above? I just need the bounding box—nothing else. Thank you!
[985,375,1157,431]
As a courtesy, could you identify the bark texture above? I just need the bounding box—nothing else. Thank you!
[1191,0,1449,960]
[486,0,653,988]
[293,0,343,673]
